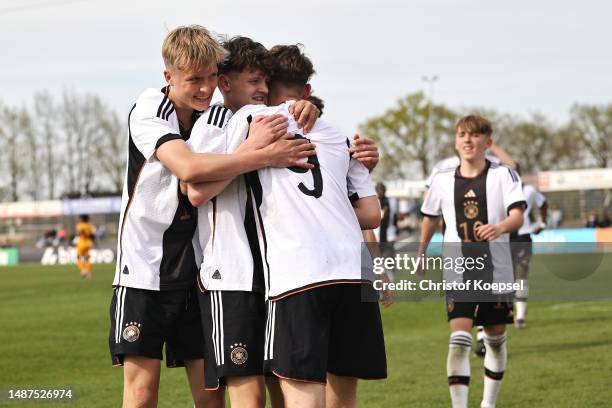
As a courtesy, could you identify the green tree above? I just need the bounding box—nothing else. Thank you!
[359,91,456,180]
[568,103,612,168]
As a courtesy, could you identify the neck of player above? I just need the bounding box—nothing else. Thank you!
[459,156,487,178]
[168,88,194,133]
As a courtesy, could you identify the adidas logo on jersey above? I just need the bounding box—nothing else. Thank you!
[212,270,222,280]
[464,189,477,198]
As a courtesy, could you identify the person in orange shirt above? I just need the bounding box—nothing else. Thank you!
[76,214,95,279]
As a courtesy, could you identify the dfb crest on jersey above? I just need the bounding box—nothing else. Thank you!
[230,343,248,365]
[464,200,479,219]
[123,322,141,342]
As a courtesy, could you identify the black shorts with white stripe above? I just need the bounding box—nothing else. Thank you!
[198,290,266,390]
[446,293,514,326]
[108,285,204,367]
[264,283,387,383]
[510,233,533,279]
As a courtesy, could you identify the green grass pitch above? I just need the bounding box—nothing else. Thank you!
[0,256,611,407]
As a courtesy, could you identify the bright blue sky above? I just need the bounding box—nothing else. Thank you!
[2,0,611,135]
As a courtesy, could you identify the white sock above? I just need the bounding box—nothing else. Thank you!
[448,331,471,408]
[515,278,528,320]
[481,332,507,408]
[515,300,527,321]
[476,326,485,341]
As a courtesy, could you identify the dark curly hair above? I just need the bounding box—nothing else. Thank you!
[268,44,315,86]
[218,36,274,76]
[306,95,324,117]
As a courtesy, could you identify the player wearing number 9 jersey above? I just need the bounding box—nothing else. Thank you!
[188,44,387,407]
[221,100,387,405]
[223,101,377,298]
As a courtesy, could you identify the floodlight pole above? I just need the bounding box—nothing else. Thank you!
[422,75,438,142]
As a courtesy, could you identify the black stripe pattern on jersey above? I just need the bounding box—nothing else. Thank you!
[164,105,175,121]
[158,184,198,290]
[157,96,173,121]
[506,166,518,182]
[207,105,230,128]
[241,114,267,294]
[117,104,146,285]
[126,104,145,199]
[453,161,494,291]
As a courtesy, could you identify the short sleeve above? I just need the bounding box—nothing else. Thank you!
[347,158,376,204]
[425,166,439,188]
[502,167,527,214]
[224,110,254,153]
[130,106,181,160]
[188,115,229,154]
[420,178,443,217]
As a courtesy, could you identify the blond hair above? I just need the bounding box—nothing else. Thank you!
[455,115,493,136]
[162,25,227,71]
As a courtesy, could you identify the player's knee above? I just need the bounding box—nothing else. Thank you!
[193,389,224,408]
[236,395,265,408]
[127,384,157,407]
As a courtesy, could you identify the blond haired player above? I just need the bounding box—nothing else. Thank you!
[108,25,315,408]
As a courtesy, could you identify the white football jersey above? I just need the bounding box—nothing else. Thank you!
[421,161,526,292]
[113,87,202,291]
[425,154,501,187]
[186,103,265,293]
[208,101,376,299]
[517,184,546,236]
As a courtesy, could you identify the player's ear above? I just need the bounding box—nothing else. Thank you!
[218,74,231,92]
[163,69,172,85]
[302,83,312,99]
[485,136,493,148]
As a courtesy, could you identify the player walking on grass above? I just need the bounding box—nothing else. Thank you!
[75,214,94,279]
[425,138,516,358]
[108,25,315,408]
[510,164,547,329]
[418,115,526,408]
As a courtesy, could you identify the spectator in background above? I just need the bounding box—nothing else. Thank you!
[585,211,599,228]
[396,198,418,235]
[94,225,107,241]
[37,229,57,248]
[376,182,390,243]
[548,206,563,229]
[55,228,67,246]
[597,211,611,228]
